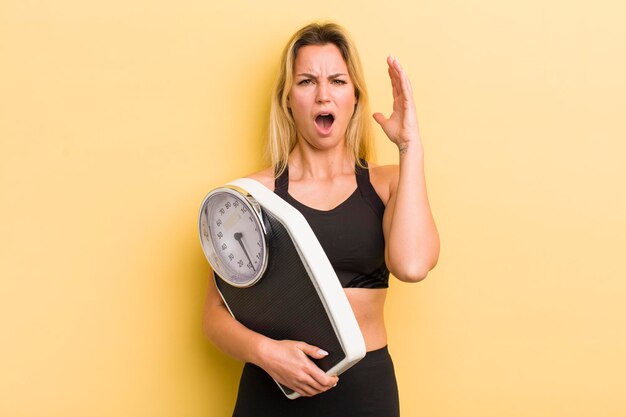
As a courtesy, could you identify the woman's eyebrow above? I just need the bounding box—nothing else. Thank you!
[295,73,348,78]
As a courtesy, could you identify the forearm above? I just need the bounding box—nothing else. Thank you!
[386,142,439,281]
[203,295,271,367]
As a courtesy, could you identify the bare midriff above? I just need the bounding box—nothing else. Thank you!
[344,288,388,352]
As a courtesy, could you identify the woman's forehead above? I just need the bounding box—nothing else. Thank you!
[293,44,348,75]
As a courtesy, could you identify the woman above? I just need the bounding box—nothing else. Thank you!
[203,22,439,416]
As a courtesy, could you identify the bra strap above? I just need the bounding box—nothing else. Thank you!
[274,165,289,197]
[356,160,386,219]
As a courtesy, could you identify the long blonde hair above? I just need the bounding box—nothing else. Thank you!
[268,22,374,176]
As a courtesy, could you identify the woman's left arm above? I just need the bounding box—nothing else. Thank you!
[373,55,440,282]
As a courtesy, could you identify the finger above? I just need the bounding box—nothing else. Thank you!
[393,57,415,102]
[388,61,401,100]
[372,112,388,126]
[281,370,323,397]
[392,55,404,72]
[301,355,337,386]
[297,379,325,397]
[309,370,339,389]
[295,369,334,396]
[400,68,414,101]
[389,55,413,99]
[386,56,402,96]
[299,343,330,359]
[388,55,404,82]
[294,385,317,398]
[297,345,338,388]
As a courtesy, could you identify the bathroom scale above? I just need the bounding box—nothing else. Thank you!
[198,178,366,399]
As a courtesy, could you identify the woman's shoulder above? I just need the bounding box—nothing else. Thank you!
[367,162,399,206]
[367,162,398,177]
[246,166,275,191]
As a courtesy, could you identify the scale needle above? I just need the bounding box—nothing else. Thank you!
[234,232,255,271]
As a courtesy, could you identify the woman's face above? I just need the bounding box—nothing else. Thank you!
[288,43,357,151]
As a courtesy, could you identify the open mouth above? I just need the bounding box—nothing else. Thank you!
[315,114,335,131]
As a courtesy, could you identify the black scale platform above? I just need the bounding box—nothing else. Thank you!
[215,210,345,396]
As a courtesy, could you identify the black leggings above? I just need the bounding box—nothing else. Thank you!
[232,346,400,417]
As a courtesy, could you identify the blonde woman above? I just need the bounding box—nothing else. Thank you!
[203,22,439,417]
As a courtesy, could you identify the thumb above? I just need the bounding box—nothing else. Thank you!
[300,343,330,359]
[372,112,387,127]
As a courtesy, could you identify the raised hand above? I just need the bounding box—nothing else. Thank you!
[373,55,421,148]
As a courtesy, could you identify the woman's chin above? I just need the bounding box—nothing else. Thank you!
[301,137,346,153]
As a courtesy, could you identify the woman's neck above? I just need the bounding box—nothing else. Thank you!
[288,143,355,181]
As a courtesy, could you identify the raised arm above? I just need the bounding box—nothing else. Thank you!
[373,56,440,282]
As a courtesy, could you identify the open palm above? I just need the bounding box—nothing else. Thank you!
[373,55,421,146]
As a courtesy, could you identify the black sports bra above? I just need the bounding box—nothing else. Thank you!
[274,161,390,289]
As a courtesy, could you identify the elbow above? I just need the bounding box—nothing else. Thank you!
[388,257,438,283]
[202,315,214,340]
[202,304,221,341]
[386,241,440,283]
[393,266,430,283]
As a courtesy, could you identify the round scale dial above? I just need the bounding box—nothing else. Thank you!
[199,187,268,287]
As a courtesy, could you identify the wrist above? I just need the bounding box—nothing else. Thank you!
[397,141,424,157]
[250,335,273,367]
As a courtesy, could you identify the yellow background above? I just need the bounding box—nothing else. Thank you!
[2,0,625,416]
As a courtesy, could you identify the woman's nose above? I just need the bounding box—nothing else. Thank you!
[316,83,330,103]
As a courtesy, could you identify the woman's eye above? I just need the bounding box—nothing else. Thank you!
[332,79,347,85]
[298,79,313,85]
